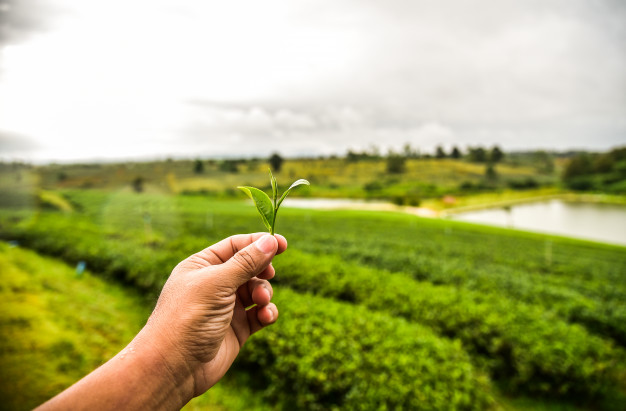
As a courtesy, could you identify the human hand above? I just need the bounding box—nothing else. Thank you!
[137,233,287,399]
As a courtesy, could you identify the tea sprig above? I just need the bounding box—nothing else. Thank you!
[238,169,309,235]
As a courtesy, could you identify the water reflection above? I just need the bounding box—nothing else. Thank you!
[450,200,626,246]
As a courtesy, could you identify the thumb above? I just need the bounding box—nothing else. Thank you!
[213,234,278,290]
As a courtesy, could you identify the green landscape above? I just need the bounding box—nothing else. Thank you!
[1,147,626,410]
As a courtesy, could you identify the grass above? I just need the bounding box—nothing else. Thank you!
[0,242,150,410]
[0,242,588,411]
[0,242,272,411]
[1,184,625,409]
[23,157,552,201]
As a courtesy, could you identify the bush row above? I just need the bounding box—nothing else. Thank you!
[273,211,626,345]
[238,287,494,410]
[1,198,625,400]
[0,219,494,410]
[272,250,624,397]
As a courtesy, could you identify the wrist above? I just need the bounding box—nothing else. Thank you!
[129,327,197,408]
[37,327,197,411]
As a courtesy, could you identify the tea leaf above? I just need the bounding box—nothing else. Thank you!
[237,186,274,232]
[277,179,310,208]
[269,169,278,206]
[238,172,310,234]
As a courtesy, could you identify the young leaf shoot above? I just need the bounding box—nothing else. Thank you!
[238,169,310,235]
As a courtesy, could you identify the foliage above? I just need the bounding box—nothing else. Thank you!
[467,147,488,163]
[193,159,204,174]
[385,153,406,174]
[240,288,494,410]
[218,159,239,173]
[1,190,625,407]
[562,147,626,193]
[238,169,309,235]
[0,243,273,411]
[436,145,447,159]
[132,176,144,193]
[485,163,498,182]
[269,153,284,172]
[18,155,550,201]
[272,250,624,398]
[490,145,504,163]
[507,177,540,190]
[451,146,462,159]
[0,243,151,410]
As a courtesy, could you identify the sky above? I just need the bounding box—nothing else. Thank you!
[0,0,625,163]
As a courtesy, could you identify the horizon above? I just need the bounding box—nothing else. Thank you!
[3,144,623,167]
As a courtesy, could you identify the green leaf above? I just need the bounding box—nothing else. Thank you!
[269,169,278,206]
[237,186,274,232]
[277,179,310,209]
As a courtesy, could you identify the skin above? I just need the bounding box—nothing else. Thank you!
[37,232,287,411]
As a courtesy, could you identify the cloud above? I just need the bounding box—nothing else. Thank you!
[0,130,40,153]
[0,0,59,46]
[0,0,624,162]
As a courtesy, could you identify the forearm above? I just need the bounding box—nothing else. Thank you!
[36,329,195,411]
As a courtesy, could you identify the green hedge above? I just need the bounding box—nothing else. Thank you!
[239,287,493,410]
[1,197,625,401]
[272,250,624,397]
[274,210,626,346]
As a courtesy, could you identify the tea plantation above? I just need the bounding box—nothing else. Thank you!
[0,189,625,409]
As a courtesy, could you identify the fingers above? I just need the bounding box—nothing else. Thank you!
[237,279,276,338]
[210,234,278,291]
[237,278,273,308]
[248,277,273,306]
[257,263,275,280]
[247,303,278,336]
[198,233,288,266]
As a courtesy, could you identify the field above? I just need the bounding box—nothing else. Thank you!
[26,156,553,204]
[0,177,625,410]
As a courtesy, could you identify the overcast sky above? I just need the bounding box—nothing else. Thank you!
[0,0,625,163]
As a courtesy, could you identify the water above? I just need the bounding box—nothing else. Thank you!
[284,197,626,246]
[450,199,626,246]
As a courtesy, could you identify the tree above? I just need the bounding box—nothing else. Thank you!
[563,154,593,180]
[468,147,487,163]
[451,146,461,159]
[219,160,239,173]
[435,146,446,159]
[562,154,594,190]
[532,151,554,174]
[269,153,284,172]
[132,176,144,193]
[193,159,204,174]
[485,163,497,182]
[490,145,504,163]
[386,153,406,174]
[403,143,419,158]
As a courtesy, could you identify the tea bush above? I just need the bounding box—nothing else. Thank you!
[1,190,625,404]
[273,250,624,397]
[239,287,494,410]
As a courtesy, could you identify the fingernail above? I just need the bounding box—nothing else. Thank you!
[267,307,274,322]
[255,235,276,254]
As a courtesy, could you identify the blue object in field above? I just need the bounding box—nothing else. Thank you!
[8,240,19,248]
[75,261,86,276]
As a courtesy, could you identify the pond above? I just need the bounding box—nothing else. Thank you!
[283,197,626,246]
[449,199,626,246]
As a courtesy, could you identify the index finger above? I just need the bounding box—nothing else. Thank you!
[196,233,288,266]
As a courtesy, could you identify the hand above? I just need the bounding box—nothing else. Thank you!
[37,233,287,411]
[138,233,287,398]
